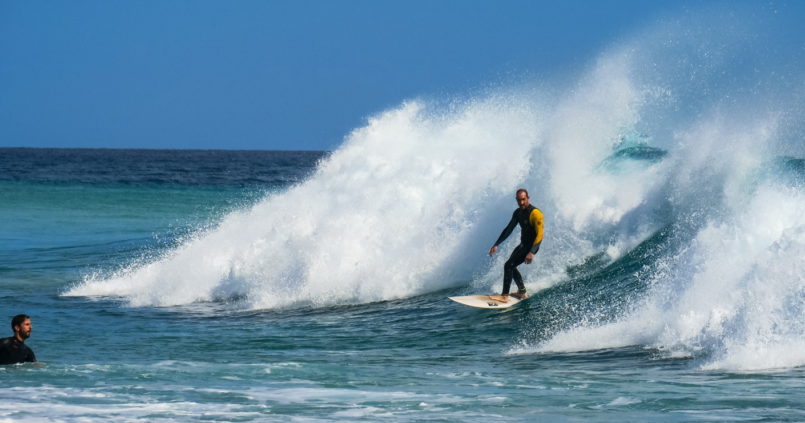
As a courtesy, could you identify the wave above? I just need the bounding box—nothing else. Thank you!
[66,7,804,371]
[67,96,544,308]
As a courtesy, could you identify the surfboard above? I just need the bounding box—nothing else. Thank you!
[448,294,527,309]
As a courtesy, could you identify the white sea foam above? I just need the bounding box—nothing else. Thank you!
[67,62,661,309]
[522,138,804,371]
[67,98,546,308]
[511,16,803,372]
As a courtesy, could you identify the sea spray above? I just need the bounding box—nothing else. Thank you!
[67,99,544,308]
[527,179,805,371]
[65,41,697,311]
[503,12,805,372]
[514,85,804,372]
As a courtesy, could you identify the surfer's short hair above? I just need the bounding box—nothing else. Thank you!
[11,314,29,330]
[516,188,529,198]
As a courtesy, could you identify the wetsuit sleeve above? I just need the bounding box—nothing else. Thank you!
[0,339,10,365]
[26,347,36,363]
[529,208,544,254]
[493,210,519,246]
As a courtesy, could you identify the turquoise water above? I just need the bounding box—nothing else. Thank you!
[1,146,803,422]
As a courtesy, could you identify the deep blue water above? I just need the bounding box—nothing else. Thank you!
[1,147,803,422]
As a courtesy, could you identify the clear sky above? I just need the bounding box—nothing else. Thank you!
[1,0,802,151]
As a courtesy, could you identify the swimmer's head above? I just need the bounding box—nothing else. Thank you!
[11,314,31,340]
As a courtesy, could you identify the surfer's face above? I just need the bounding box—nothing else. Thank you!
[516,192,529,209]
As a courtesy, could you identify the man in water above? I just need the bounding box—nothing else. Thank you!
[488,189,544,302]
[0,314,36,365]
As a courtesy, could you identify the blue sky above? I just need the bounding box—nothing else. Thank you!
[0,1,801,151]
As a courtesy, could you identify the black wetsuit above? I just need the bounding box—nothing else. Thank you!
[493,205,544,295]
[0,336,36,365]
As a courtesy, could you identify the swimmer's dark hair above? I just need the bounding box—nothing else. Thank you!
[11,314,29,330]
[516,188,529,197]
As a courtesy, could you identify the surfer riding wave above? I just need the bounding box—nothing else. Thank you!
[488,188,544,302]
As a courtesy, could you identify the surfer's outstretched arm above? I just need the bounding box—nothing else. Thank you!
[490,211,518,255]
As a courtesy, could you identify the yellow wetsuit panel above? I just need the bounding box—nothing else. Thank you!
[529,208,544,246]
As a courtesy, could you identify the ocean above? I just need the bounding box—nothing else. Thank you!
[2,23,805,421]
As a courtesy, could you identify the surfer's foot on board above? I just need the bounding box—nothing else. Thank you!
[489,294,509,303]
[511,291,528,300]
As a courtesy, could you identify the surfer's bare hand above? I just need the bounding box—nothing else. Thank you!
[525,252,534,264]
[488,246,497,256]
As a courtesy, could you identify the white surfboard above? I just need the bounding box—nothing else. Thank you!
[448,294,526,309]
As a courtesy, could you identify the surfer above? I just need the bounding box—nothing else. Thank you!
[0,314,36,365]
[488,189,544,302]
